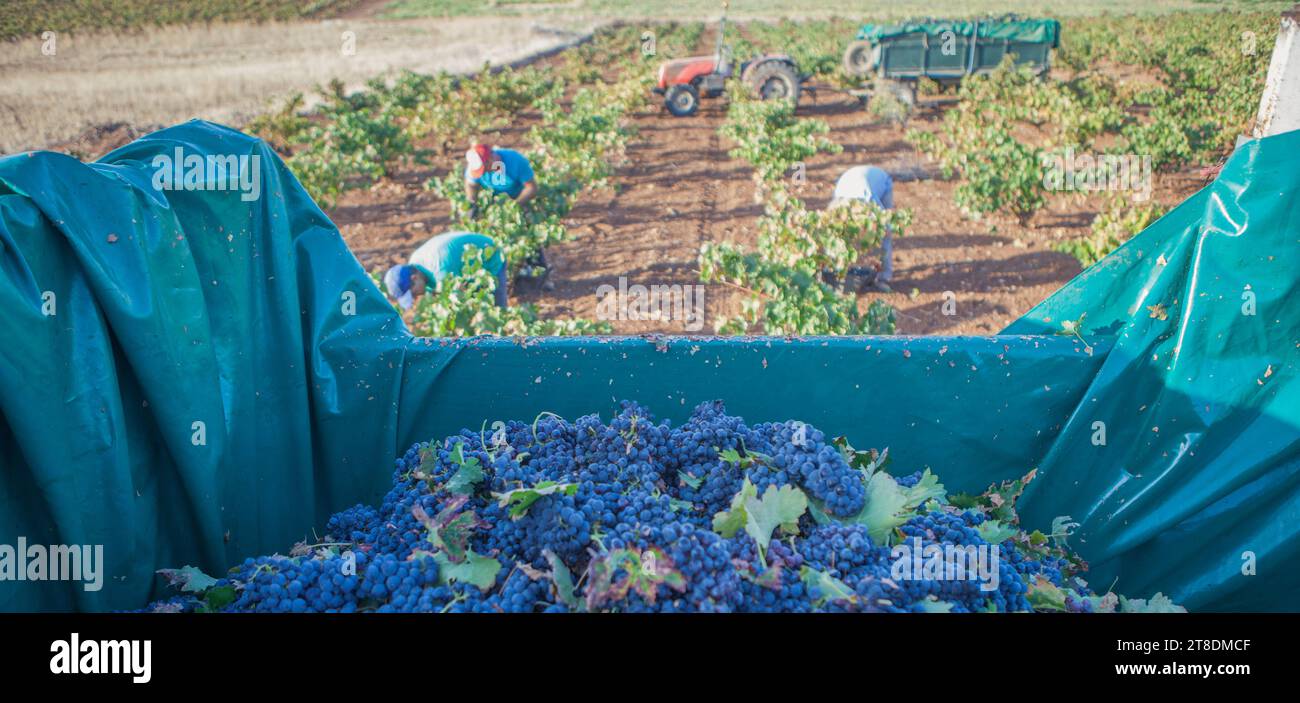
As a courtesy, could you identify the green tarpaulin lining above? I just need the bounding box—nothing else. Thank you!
[0,121,1295,611]
[857,18,1061,47]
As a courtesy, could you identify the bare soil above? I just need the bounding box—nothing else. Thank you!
[43,27,1208,336]
[324,31,1206,335]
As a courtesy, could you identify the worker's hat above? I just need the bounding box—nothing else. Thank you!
[384,264,417,310]
[465,143,494,178]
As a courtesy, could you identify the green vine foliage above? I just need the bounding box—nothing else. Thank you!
[701,86,906,335]
[282,79,419,208]
[906,58,1124,224]
[429,68,645,278]
[910,13,1275,227]
[700,184,906,335]
[252,26,665,336]
[1060,12,1276,170]
[405,247,611,337]
[719,86,841,189]
[1053,195,1167,268]
[527,78,643,189]
[431,173,576,281]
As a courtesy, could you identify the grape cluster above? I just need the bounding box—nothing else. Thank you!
[325,504,380,544]
[894,470,924,488]
[895,512,1030,612]
[144,401,1125,613]
[224,551,437,613]
[732,534,810,613]
[608,519,744,612]
[670,401,755,520]
[750,421,866,516]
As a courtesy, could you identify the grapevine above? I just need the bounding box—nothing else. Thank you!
[703,86,907,335]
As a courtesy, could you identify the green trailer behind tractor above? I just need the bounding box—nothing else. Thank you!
[843,16,1061,107]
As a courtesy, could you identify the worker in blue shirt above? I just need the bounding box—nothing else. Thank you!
[464,142,537,216]
[831,165,896,291]
[464,142,547,277]
[383,231,508,310]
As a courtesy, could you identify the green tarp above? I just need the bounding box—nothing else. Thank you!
[0,120,1295,611]
[856,18,1061,47]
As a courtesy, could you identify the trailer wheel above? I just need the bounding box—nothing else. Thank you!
[664,84,699,117]
[843,40,875,76]
[747,61,801,105]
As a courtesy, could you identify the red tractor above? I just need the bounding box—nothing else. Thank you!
[652,2,804,117]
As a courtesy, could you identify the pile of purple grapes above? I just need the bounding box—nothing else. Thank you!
[145,401,1180,613]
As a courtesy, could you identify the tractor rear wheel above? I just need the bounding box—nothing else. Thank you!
[664,84,699,117]
[747,61,801,105]
[842,40,874,76]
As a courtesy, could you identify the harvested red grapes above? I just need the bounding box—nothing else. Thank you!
[146,401,1184,613]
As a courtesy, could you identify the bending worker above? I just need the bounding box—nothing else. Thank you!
[465,142,537,217]
[383,231,508,310]
[830,165,896,290]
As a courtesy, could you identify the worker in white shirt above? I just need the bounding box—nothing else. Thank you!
[830,165,895,291]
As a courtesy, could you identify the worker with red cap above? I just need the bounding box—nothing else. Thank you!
[464,143,537,219]
[464,142,547,277]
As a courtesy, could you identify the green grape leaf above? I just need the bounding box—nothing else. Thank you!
[985,469,1037,523]
[434,550,502,592]
[1050,515,1081,549]
[447,441,485,495]
[902,469,946,509]
[845,470,911,544]
[157,566,219,594]
[1119,593,1186,613]
[415,444,438,480]
[977,519,1019,545]
[718,447,747,466]
[619,547,687,604]
[801,567,857,608]
[668,498,696,514]
[744,484,809,555]
[542,549,584,612]
[833,436,883,471]
[736,560,784,590]
[1026,576,1068,612]
[585,548,686,611]
[806,498,834,526]
[202,585,238,611]
[678,471,704,490]
[493,481,579,519]
[712,479,758,538]
[412,495,484,563]
[1058,312,1087,336]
